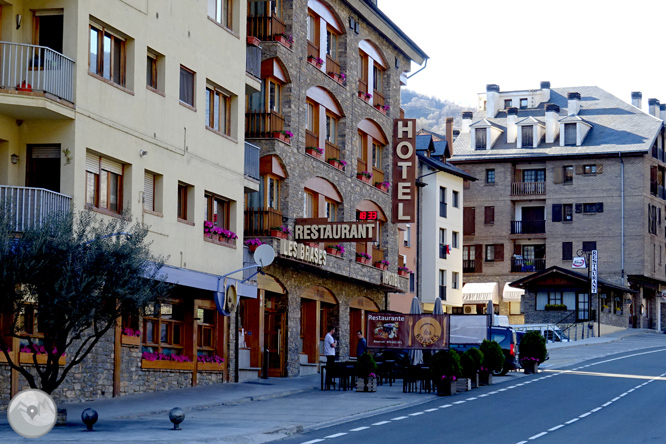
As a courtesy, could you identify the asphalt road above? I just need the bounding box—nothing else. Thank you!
[278,335,666,444]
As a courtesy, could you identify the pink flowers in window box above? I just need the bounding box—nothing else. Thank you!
[197,354,225,364]
[326,244,345,257]
[398,266,411,276]
[308,56,324,68]
[306,146,324,159]
[142,351,192,362]
[375,181,390,192]
[122,328,141,337]
[244,238,263,252]
[374,259,390,270]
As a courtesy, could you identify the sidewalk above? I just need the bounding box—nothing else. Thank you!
[547,327,659,350]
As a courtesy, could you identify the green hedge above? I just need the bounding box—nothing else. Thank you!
[519,331,548,363]
[544,304,568,311]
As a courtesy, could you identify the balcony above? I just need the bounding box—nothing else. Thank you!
[0,186,71,232]
[463,260,479,273]
[325,55,340,77]
[245,45,261,95]
[307,41,319,62]
[247,15,286,42]
[324,141,340,163]
[358,79,368,96]
[511,257,546,273]
[244,208,283,237]
[371,246,386,265]
[511,181,546,196]
[510,220,546,234]
[373,89,385,108]
[245,111,284,139]
[244,142,260,193]
[0,42,75,119]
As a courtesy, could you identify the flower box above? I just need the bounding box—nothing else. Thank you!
[374,262,387,270]
[141,359,195,371]
[307,57,323,69]
[325,246,341,257]
[358,91,370,102]
[20,353,66,366]
[273,34,292,49]
[121,334,141,346]
[456,377,471,392]
[355,376,377,392]
[437,379,456,396]
[271,230,288,239]
[374,104,387,115]
[356,256,370,265]
[327,159,342,169]
[305,147,323,160]
[357,174,372,184]
[479,370,493,386]
[272,131,291,144]
[398,269,409,277]
[218,236,236,246]
[197,362,225,372]
[247,36,261,47]
[247,244,259,253]
[375,182,389,192]
[522,361,538,374]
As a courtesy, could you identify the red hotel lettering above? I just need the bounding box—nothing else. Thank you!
[392,119,416,223]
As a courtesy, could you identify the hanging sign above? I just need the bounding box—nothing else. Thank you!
[591,250,598,294]
[392,119,417,223]
[572,257,586,269]
[366,313,449,350]
[294,218,378,242]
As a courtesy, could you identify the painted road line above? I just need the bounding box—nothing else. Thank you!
[372,421,390,426]
[301,440,325,444]
[409,412,424,416]
[591,407,602,412]
[548,425,565,432]
[324,433,347,438]
[565,418,580,425]
[579,412,591,418]
[424,408,438,412]
[478,394,489,397]
[439,404,452,408]
[391,416,408,421]
[602,402,613,407]
[467,397,478,401]
[350,427,370,432]
[453,401,466,404]
[529,432,548,439]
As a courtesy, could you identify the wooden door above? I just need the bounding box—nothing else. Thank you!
[349,309,362,358]
[265,311,285,377]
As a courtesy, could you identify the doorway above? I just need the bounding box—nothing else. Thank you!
[521,206,545,234]
[264,310,285,377]
[577,293,590,321]
[26,146,60,193]
[34,11,63,54]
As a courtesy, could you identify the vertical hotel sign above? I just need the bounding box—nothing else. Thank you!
[392,119,416,223]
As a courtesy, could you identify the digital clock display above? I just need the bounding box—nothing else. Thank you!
[357,211,378,221]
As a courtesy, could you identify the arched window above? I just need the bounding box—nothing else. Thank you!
[305,86,345,163]
[356,119,388,185]
[355,200,387,266]
[307,0,345,77]
[245,155,287,236]
[246,58,290,139]
[303,177,342,220]
[358,40,388,109]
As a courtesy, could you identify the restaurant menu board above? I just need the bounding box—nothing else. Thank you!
[366,313,449,350]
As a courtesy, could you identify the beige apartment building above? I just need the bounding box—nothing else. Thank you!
[452,82,666,332]
[0,0,258,404]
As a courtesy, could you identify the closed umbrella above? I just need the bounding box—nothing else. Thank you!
[408,296,423,366]
[433,297,444,315]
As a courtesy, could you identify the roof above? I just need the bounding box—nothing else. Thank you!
[416,134,435,152]
[417,152,477,181]
[452,86,663,162]
[470,118,504,130]
[509,266,638,294]
[516,116,544,126]
[417,128,447,141]
[433,140,449,158]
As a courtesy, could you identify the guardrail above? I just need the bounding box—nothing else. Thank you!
[244,142,260,181]
[0,186,72,232]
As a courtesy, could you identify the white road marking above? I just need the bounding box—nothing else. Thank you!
[548,425,565,431]
[424,408,438,412]
[467,397,478,400]
[529,431,548,439]
[439,404,452,408]
[408,412,424,416]
[301,440,325,444]
[478,394,489,397]
[372,421,390,426]
[602,402,613,407]
[324,433,347,438]
[579,412,591,418]
[453,401,466,404]
[565,418,580,424]
[391,416,408,421]
[591,407,602,412]
[350,427,370,432]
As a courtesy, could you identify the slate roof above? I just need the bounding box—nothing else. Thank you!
[452,86,663,161]
[417,152,477,181]
[433,140,449,158]
[416,134,435,152]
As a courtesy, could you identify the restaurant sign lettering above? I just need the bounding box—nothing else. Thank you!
[366,313,449,350]
[294,218,378,243]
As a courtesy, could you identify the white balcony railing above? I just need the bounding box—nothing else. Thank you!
[0,42,75,103]
[0,186,72,232]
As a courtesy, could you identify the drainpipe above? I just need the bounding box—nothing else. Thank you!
[619,153,625,282]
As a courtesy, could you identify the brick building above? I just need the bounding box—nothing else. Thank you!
[451,82,666,333]
[243,0,427,377]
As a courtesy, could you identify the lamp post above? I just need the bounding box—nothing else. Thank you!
[575,249,599,338]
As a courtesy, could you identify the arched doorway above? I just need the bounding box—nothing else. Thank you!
[300,286,338,365]
[349,296,379,357]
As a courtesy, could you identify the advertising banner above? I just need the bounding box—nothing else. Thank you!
[367,313,449,350]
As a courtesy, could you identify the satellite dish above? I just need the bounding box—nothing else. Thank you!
[253,244,276,268]
[225,284,238,314]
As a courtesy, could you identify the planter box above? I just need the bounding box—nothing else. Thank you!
[357,175,372,184]
[355,376,377,392]
[358,92,370,102]
[374,262,388,270]
[247,36,261,47]
[398,270,409,277]
[326,247,342,257]
[141,359,195,371]
[273,35,292,49]
[327,159,344,170]
[271,230,288,239]
[523,361,538,374]
[121,335,141,346]
[356,257,371,265]
[469,372,480,389]
[20,353,66,366]
[197,362,225,372]
[307,58,322,69]
[246,244,260,253]
[479,371,493,386]
[437,380,456,396]
[272,132,291,144]
[305,148,323,159]
[218,237,237,247]
[374,105,387,115]
[456,378,471,392]
[375,183,389,192]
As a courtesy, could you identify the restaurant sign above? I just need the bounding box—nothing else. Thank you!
[367,312,449,350]
[294,218,378,243]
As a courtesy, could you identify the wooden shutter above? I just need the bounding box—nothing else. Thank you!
[575,203,582,213]
[144,172,155,211]
[596,202,604,213]
[596,164,603,174]
[463,207,475,235]
[575,165,584,175]
[101,157,123,175]
[562,242,572,260]
[494,244,504,261]
[552,204,562,222]
[474,244,483,272]
[463,179,470,189]
[86,153,100,174]
[514,244,522,256]
[514,169,522,183]
[552,167,563,184]
[484,206,494,225]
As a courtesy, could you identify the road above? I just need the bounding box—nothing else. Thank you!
[278,333,666,444]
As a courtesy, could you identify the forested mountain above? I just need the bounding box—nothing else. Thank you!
[401,89,473,133]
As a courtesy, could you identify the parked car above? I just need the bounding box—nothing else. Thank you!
[512,324,570,343]
[450,326,519,376]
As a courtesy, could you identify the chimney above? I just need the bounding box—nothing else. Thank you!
[486,84,500,118]
[540,81,551,103]
[631,91,642,109]
[506,107,518,143]
[461,111,473,134]
[660,104,666,121]
[545,104,560,144]
[445,117,454,158]
[567,92,581,116]
[648,98,660,117]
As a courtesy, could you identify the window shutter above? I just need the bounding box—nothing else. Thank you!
[514,244,522,256]
[463,179,470,189]
[562,242,572,260]
[31,147,61,158]
[552,167,563,184]
[101,157,123,175]
[144,172,155,211]
[552,204,562,222]
[575,165,584,175]
[514,169,522,183]
[575,203,582,213]
[494,244,504,261]
[86,153,100,174]
[596,202,604,213]
[474,244,483,272]
[536,292,547,310]
[484,206,494,224]
[463,207,476,235]
[596,164,603,174]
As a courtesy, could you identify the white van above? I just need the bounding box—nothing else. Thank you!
[512,324,570,343]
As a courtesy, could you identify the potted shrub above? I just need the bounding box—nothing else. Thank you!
[374,259,389,270]
[357,170,373,184]
[305,146,323,159]
[355,352,378,392]
[397,266,411,277]
[270,225,291,239]
[375,181,390,192]
[244,238,263,253]
[519,331,547,374]
[325,244,344,257]
[272,130,293,143]
[479,339,505,377]
[356,252,371,265]
[327,158,347,170]
[461,348,484,389]
[430,350,462,396]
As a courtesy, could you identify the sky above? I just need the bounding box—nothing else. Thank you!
[379,0,666,110]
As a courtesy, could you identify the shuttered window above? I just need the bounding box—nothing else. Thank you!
[463,207,475,235]
[86,153,123,213]
[562,242,573,260]
[484,206,494,224]
[521,125,533,147]
[144,172,155,211]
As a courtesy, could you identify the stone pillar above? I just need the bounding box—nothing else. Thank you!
[287,289,302,377]
[338,298,350,361]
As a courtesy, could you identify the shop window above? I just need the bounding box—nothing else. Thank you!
[142,302,187,357]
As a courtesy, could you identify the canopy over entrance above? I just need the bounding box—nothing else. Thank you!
[502,283,524,302]
[462,282,499,304]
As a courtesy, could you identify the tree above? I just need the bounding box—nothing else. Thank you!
[0,208,169,394]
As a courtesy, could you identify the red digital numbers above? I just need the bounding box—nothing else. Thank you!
[357,211,377,221]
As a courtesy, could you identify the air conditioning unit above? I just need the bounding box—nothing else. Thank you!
[464,305,476,315]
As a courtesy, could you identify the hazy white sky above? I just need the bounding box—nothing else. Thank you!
[379,0,666,109]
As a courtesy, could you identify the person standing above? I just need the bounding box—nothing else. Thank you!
[356,330,367,357]
[324,325,337,389]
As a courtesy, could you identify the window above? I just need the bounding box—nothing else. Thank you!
[326,114,339,145]
[564,123,576,145]
[563,204,573,221]
[146,53,157,89]
[520,98,528,108]
[205,192,231,230]
[504,99,512,108]
[583,202,603,214]
[523,169,545,182]
[144,171,163,213]
[267,80,281,113]
[485,245,495,262]
[404,224,412,247]
[584,164,597,175]
[196,305,220,360]
[439,228,447,259]
[247,78,282,115]
[372,143,382,168]
[452,231,459,248]
[206,85,231,135]
[521,126,533,147]
[475,128,487,150]
[484,206,494,225]
[304,191,315,217]
[307,14,317,43]
[463,207,475,236]
[452,272,459,290]
[325,199,338,221]
[439,187,447,218]
[582,241,596,253]
[372,64,383,94]
[177,182,192,221]
[452,191,459,208]
[306,101,316,133]
[326,28,338,60]
[89,23,126,86]
[562,242,573,260]
[208,0,232,29]
[409,273,415,293]
[179,66,195,107]
[536,291,575,310]
[485,169,495,184]
[648,204,658,235]
[266,176,280,209]
[439,270,447,300]
[563,166,573,184]
[85,153,123,213]
[143,302,187,357]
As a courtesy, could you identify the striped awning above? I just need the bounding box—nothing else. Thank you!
[503,283,524,302]
[462,282,499,304]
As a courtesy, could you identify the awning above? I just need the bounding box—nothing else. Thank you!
[462,282,499,304]
[156,264,258,298]
[503,283,524,302]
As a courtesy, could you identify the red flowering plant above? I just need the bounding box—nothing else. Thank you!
[332,244,345,254]
[377,259,390,267]
[244,238,263,247]
[271,225,292,235]
[356,252,371,260]
[214,227,238,240]
[20,344,62,356]
[142,351,192,363]
[203,220,215,237]
[122,327,141,337]
[197,354,225,364]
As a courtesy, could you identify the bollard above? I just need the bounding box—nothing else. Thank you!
[261,348,269,379]
[169,407,185,431]
[81,408,98,431]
